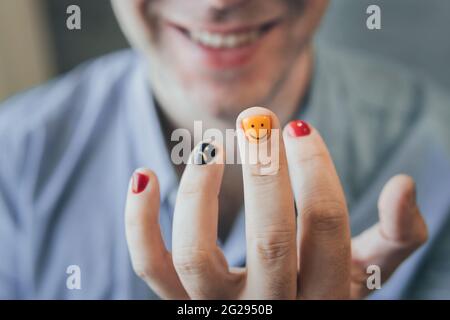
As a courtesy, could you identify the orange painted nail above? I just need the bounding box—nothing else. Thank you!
[242,115,272,143]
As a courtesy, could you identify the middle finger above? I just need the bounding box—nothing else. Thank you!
[236,106,297,299]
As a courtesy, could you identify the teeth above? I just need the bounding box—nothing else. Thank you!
[189,30,261,49]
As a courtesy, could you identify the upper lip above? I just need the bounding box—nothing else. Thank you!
[167,17,282,35]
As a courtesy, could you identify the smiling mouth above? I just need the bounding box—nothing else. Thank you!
[248,132,268,141]
[169,19,281,50]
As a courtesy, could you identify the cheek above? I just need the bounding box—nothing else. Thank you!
[152,28,195,84]
[114,0,162,53]
[287,0,328,43]
[246,26,298,84]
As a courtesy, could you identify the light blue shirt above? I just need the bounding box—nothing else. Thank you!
[1,46,450,299]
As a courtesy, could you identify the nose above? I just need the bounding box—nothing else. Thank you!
[205,0,248,10]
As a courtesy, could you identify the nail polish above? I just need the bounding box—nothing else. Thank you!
[287,120,311,137]
[132,172,149,194]
[194,143,216,165]
[242,115,272,143]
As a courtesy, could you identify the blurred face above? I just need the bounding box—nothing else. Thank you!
[112,0,328,121]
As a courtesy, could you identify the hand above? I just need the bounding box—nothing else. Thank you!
[124,107,428,299]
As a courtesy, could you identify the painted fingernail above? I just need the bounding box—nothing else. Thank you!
[242,115,272,143]
[132,172,149,194]
[287,120,311,137]
[194,143,216,165]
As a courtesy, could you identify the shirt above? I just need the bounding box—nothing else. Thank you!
[1,43,450,299]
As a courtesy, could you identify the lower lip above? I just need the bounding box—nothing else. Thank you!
[168,25,276,70]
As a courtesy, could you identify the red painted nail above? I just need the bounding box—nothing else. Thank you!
[287,120,311,137]
[132,172,149,194]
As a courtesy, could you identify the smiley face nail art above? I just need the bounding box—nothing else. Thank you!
[194,142,217,165]
[242,115,272,143]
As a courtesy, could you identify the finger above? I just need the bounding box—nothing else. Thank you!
[283,120,351,299]
[350,175,428,299]
[172,142,238,299]
[236,107,297,299]
[125,168,188,299]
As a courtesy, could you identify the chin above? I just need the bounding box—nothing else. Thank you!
[193,86,261,121]
[189,76,271,114]
[194,98,240,119]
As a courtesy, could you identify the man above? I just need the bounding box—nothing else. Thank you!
[0,0,449,299]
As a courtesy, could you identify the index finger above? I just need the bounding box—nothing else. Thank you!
[172,142,238,299]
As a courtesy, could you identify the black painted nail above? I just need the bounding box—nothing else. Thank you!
[194,143,216,165]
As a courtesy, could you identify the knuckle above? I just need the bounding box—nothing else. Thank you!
[294,151,329,166]
[249,176,281,198]
[412,217,429,247]
[178,182,203,195]
[178,182,216,199]
[173,247,211,276]
[132,261,164,282]
[302,200,347,233]
[251,174,276,188]
[252,230,296,262]
[418,226,429,245]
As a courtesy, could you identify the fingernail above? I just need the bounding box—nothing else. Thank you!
[132,172,149,194]
[287,120,311,137]
[194,142,216,165]
[242,115,272,144]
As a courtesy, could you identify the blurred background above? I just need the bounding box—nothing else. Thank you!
[1,0,450,101]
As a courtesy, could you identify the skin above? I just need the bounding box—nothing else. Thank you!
[114,0,429,299]
[112,0,319,129]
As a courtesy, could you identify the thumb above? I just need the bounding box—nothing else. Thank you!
[350,175,428,298]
